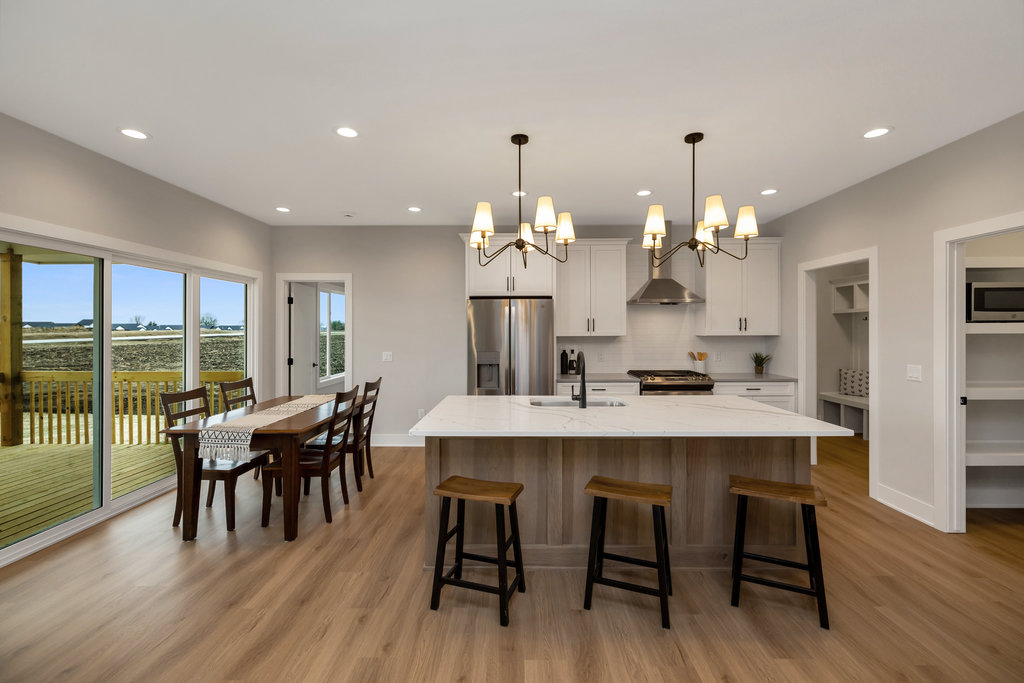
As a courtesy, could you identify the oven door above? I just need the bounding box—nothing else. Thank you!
[641,387,713,396]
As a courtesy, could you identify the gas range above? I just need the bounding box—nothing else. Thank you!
[626,369,715,395]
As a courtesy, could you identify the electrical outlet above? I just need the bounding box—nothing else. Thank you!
[906,364,922,382]
[714,351,722,362]
[417,408,425,419]
[382,351,393,362]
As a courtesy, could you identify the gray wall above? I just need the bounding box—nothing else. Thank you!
[270,225,468,440]
[766,111,1024,510]
[0,113,275,385]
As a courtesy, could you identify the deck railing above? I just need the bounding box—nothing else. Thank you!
[19,370,245,445]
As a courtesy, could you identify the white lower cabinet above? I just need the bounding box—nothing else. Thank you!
[556,382,640,397]
[713,381,795,412]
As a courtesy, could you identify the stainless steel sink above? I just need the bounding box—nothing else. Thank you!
[529,398,627,407]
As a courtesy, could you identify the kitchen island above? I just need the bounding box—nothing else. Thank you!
[409,395,852,568]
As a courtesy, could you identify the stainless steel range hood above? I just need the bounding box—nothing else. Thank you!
[628,221,705,304]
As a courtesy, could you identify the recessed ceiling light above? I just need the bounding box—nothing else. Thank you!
[408,206,422,212]
[275,206,291,213]
[636,190,652,197]
[512,191,527,197]
[336,127,358,138]
[760,189,778,196]
[863,127,892,139]
[120,128,149,140]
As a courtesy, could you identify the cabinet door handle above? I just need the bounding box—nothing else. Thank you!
[512,276,516,290]
[739,317,742,331]
[593,388,607,391]
[592,317,596,332]
[745,387,762,391]
[586,318,590,332]
[744,317,748,331]
[506,276,510,291]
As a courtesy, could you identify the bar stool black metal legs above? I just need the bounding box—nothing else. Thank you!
[729,474,830,629]
[582,475,673,629]
[429,476,526,627]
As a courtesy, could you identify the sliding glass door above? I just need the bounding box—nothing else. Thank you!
[110,264,184,499]
[0,243,101,549]
[199,276,248,411]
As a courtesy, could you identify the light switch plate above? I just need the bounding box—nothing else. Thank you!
[382,351,393,362]
[906,364,922,382]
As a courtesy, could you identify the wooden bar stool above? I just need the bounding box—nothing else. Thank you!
[429,475,526,627]
[583,475,673,629]
[729,474,830,629]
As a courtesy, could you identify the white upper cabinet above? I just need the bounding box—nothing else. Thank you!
[700,238,781,335]
[555,240,628,336]
[465,234,555,296]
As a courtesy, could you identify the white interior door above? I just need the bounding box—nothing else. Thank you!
[290,282,316,394]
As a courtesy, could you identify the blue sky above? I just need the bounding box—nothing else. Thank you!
[21,263,245,325]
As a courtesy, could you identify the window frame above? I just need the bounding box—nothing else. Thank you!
[316,283,347,388]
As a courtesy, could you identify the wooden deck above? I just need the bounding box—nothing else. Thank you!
[0,442,174,548]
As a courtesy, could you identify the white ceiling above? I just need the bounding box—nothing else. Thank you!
[1,1,1022,230]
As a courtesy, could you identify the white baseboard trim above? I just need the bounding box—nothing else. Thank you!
[373,433,425,447]
[875,482,937,529]
[965,502,1024,508]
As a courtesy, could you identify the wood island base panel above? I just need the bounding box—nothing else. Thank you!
[424,435,811,568]
[412,394,852,569]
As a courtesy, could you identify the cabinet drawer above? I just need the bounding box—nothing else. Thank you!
[714,382,794,397]
[556,382,640,396]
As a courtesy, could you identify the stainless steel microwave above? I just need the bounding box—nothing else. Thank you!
[968,282,1024,321]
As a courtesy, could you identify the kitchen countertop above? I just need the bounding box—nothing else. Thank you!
[409,395,851,438]
[711,372,797,382]
[556,373,639,383]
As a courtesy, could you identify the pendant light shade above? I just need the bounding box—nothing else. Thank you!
[534,196,557,232]
[469,230,490,249]
[693,220,709,250]
[519,222,536,251]
[643,204,667,236]
[641,233,663,250]
[734,205,759,238]
[555,212,576,244]
[703,195,729,231]
[472,202,495,236]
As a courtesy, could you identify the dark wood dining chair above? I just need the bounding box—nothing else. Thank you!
[218,376,276,482]
[219,376,257,412]
[261,386,360,525]
[160,387,267,531]
[349,377,382,483]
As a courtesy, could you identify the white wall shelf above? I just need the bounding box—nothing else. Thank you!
[831,275,869,314]
[966,441,1024,466]
[965,322,1024,334]
[966,381,1024,400]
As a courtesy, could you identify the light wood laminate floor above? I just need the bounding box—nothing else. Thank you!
[0,437,1022,681]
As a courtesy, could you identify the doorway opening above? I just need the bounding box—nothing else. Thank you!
[935,210,1024,532]
[275,273,352,396]
[797,248,878,497]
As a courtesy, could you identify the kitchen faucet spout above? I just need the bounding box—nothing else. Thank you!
[571,352,587,408]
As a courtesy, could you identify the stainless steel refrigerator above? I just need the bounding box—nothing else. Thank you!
[467,297,554,395]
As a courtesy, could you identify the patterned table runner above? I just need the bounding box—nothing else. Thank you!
[198,394,336,461]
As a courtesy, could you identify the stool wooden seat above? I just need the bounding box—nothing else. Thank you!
[434,475,524,505]
[430,476,526,627]
[729,474,830,629]
[583,475,673,629]
[584,475,672,507]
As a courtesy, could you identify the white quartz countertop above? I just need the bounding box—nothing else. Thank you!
[409,395,854,438]
[712,372,797,382]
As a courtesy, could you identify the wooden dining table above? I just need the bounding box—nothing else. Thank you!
[164,394,359,542]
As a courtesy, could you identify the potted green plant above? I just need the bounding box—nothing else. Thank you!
[750,352,772,375]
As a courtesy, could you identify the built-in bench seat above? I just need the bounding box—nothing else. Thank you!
[818,392,869,439]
